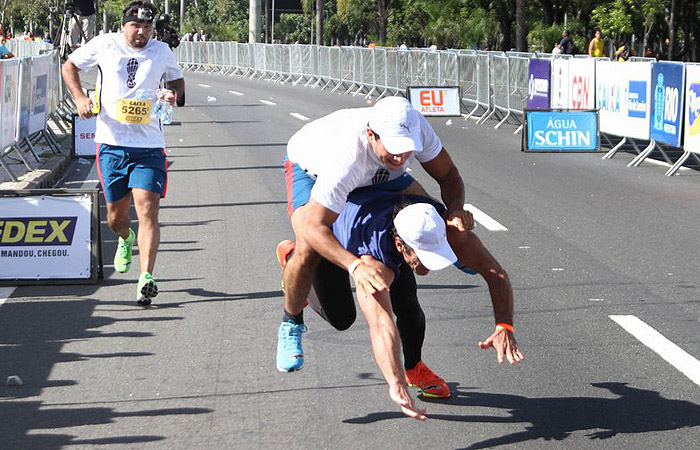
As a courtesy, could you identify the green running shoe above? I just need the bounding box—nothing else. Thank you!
[114,229,135,273]
[136,272,158,306]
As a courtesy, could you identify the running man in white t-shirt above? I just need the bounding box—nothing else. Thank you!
[62,0,185,305]
[276,98,474,402]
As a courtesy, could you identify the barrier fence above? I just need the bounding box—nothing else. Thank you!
[174,41,700,176]
[0,40,68,183]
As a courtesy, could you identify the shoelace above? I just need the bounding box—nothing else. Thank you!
[282,324,307,348]
[412,364,442,386]
[118,238,131,258]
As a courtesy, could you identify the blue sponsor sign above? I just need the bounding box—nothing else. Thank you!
[524,110,599,152]
[650,62,685,146]
[628,80,648,119]
[527,59,551,109]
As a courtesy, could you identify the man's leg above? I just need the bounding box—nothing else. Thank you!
[390,264,450,398]
[105,194,132,240]
[132,188,161,275]
[309,257,356,330]
[132,188,161,305]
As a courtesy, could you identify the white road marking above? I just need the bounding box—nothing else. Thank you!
[610,315,700,387]
[260,99,276,106]
[0,287,14,310]
[197,83,211,88]
[228,90,244,96]
[290,112,310,121]
[463,204,508,231]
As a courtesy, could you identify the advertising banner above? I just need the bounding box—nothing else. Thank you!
[648,62,684,147]
[0,59,19,149]
[28,53,51,135]
[407,86,461,116]
[568,58,595,109]
[526,58,550,109]
[73,115,97,157]
[684,64,700,153]
[524,109,599,152]
[550,58,569,109]
[596,61,652,139]
[0,195,93,279]
[16,57,32,141]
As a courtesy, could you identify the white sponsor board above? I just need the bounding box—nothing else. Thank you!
[0,59,20,149]
[408,87,461,116]
[0,195,93,279]
[684,64,700,153]
[550,58,569,109]
[596,61,652,139]
[568,58,595,109]
[28,53,51,135]
[74,115,98,157]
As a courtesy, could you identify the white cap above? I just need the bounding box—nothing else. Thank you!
[393,203,457,270]
[367,97,422,155]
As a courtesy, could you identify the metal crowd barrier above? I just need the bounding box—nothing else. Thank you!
[0,49,66,182]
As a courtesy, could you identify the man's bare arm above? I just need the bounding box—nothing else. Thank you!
[420,149,474,231]
[61,60,93,119]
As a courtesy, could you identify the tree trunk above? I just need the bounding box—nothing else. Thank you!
[377,0,388,45]
[667,0,676,60]
[516,0,527,52]
[539,0,554,25]
[316,0,323,45]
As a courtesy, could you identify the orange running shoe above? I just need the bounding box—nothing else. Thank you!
[276,240,295,270]
[405,360,451,398]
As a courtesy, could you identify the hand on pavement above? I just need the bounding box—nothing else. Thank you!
[478,326,524,364]
[389,383,427,421]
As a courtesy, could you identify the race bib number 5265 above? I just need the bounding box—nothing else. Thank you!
[116,99,151,124]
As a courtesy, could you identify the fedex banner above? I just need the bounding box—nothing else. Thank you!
[596,61,652,139]
[683,65,700,153]
[568,59,595,109]
[650,61,685,146]
[0,195,93,279]
[527,59,550,109]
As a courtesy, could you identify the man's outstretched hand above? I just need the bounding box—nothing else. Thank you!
[389,383,427,421]
[478,327,524,364]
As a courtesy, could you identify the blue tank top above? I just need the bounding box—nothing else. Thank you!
[332,187,444,276]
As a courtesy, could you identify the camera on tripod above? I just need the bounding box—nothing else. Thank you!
[64,1,76,17]
[155,14,180,49]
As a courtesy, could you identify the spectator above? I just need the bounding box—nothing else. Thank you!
[0,35,14,59]
[588,28,604,57]
[615,42,636,61]
[69,0,97,50]
[193,29,201,41]
[557,29,577,55]
[399,41,408,51]
[200,29,207,41]
[181,29,192,42]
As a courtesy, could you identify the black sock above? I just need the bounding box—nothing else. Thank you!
[283,310,304,325]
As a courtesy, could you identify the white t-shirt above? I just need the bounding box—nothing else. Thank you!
[287,107,443,213]
[69,33,183,149]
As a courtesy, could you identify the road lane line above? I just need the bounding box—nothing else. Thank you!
[610,315,700,386]
[290,112,310,121]
[260,99,276,105]
[197,83,211,88]
[463,204,508,231]
[0,287,14,310]
[228,90,244,96]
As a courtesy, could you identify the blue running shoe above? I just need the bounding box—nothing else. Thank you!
[276,321,307,372]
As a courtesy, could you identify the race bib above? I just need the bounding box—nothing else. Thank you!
[116,99,151,124]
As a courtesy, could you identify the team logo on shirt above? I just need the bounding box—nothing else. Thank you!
[372,168,390,184]
[399,122,410,132]
[126,58,139,88]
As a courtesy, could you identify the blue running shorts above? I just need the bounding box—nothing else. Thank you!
[97,144,167,203]
[283,157,414,216]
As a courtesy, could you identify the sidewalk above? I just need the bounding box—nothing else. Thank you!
[0,122,73,191]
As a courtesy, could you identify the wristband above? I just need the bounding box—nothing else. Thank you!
[496,323,514,333]
[348,258,362,275]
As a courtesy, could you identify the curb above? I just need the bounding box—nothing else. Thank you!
[0,153,73,191]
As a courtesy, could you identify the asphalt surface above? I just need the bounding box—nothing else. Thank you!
[1,71,699,449]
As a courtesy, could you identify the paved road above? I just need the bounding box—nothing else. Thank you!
[1,71,699,449]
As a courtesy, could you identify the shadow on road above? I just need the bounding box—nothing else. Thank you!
[344,382,700,448]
